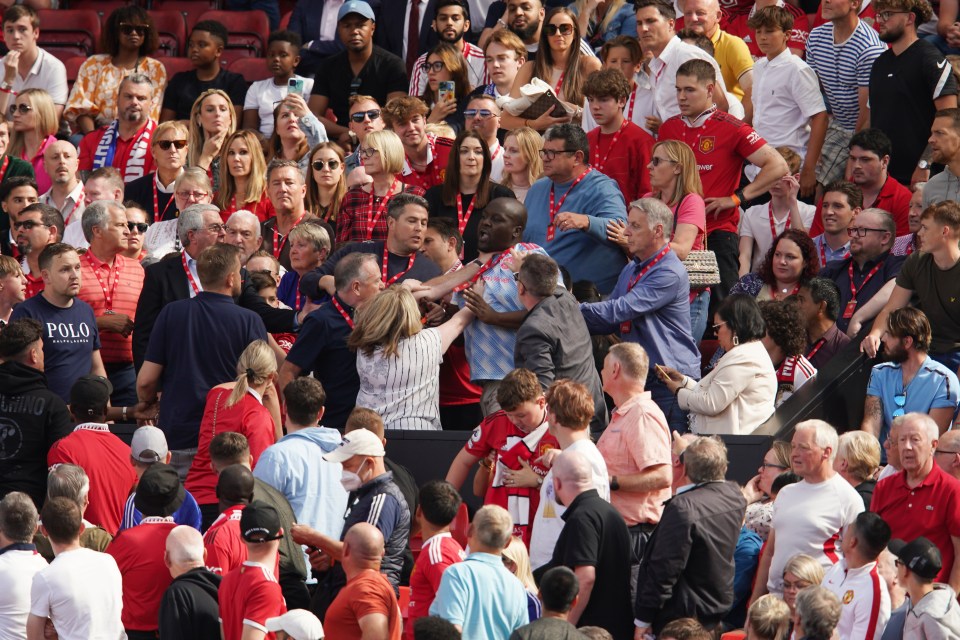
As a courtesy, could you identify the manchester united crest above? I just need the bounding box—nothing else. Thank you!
[842,590,854,604]
[699,137,716,153]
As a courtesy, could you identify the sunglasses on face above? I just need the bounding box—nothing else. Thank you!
[13,219,44,230]
[155,139,187,151]
[546,23,574,36]
[9,104,31,116]
[650,156,678,167]
[120,23,149,36]
[420,61,446,73]
[464,109,497,119]
[312,159,341,171]
[127,222,149,233]
[349,109,381,123]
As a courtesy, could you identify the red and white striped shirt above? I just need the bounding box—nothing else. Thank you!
[822,559,890,640]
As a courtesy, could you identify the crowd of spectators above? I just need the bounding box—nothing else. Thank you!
[0,0,958,637]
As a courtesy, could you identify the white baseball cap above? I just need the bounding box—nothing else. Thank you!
[265,609,325,639]
[322,429,385,463]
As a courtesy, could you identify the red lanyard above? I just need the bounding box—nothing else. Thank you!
[554,71,565,97]
[273,211,308,260]
[0,156,9,184]
[331,296,354,329]
[653,61,667,85]
[456,193,476,235]
[848,260,884,301]
[365,178,400,241]
[84,252,121,310]
[806,337,826,361]
[181,252,201,295]
[547,168,591,241]
[454,251,508,293]
[627,245,670,292]
[153,179,175,221]
[382,245,416,285]
[626,86,637,122]
[593,119,628,173]
[768,203,790,241]
[490,144,502,163]
[63,189,84,226]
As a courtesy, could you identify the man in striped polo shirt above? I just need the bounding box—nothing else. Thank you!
[805,0,886,193]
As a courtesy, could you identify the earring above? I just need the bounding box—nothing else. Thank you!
[732,335,739,346]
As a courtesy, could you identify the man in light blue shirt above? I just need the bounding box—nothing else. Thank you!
[430,504,529,638]
[523,124,627,294]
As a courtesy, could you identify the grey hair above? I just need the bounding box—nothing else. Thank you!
[81,199,124,242]
[334,252,378,292]
[684,436,728,482]
[165,525,206,565]
[120,72,155,91]
[47,463,90,507]
[472,504,513,550]
[177,204,220,247]
[629,197,674,232]
[174,166,212,195]
[794,419,839,462]
[901,412,940,442]
[859,207,896,241]
[795,586,841,639]
[227,209,262,239]
[0,491,38,543]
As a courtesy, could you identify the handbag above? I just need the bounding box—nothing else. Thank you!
[671,195,722,289]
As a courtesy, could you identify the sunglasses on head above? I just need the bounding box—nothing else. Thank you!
[155,139,187,151]
[546,23,574,36]
[120,23,149,36]
[127,222,149,233]
[349,109,381,123]
[312,159,341,171]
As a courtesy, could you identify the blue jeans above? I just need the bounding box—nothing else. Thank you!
[648,375,690,434]
[690,288,711,344]
[105,363,138,408]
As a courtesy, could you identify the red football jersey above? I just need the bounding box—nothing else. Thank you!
[464,412,558,545]
[405,533,465,639]
[219,560,286,640]
[658,110,768,234]
[106,518,177,631]
[587,121,654,206]
[400,135,452,192]
[203,505,247,575]
[725,3,811,59]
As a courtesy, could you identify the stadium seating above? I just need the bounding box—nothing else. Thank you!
[37,9,101,58]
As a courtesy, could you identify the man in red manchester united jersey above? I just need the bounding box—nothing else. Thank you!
[382,96,453,192]
[658,58,788,298]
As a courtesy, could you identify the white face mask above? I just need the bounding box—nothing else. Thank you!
[340,459,366,492]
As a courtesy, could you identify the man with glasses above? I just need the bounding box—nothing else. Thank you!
[78,74,158,184]
[819,208,904,335]
[869,0,957,187]
[224,210,263,266]
[862,308,958,449]
[523,123,626,294]
[307,1,408,149]
[463,94,504,180]
[935,430,960,479]
[123,121,189,223]
[0,176,38,257]
[141,168,212,262]
[344,95,385,177]
[121,204,150,262]
[76,201,143,407]
[13,202,62,299]
[873,412,960,594]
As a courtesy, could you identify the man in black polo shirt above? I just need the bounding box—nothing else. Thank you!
[307,1,408,148]
[136,244,267,479]
[819,208,906,336]
[278,252,384,430]
[796,277,852,368]
[545,450,633,640]
[300,192,441,298]
[291,428,410,621]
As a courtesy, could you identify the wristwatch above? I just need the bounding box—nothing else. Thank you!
[918,159,930,170]
[610,475,620,491]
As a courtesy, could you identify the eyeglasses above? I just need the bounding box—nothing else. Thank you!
[760,462,788,470]
[204,223,225,234]
[176,190,208,200]
[892,393,906,418]
[712,320,728,331]
[546,23,574,36]
[650,156,678,167]
[349,109,381,123]
[119,23,149,36]
[538,148,576,161]
[126,222,148,233]
[358,147,378,159]
[464,108,497,119]
[155,139,187,151]
[420,61,446,73]
[13,219,44,230]
[847,226,889,237]
[312,159,341,171]
[876,10,909,20]
[8,104,31,116]
[936,449,960,456]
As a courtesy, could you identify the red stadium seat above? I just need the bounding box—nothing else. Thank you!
[37,9,101,57]
[150,0,212,32]
[279,9,291,29]
[196,9,268,56]
[223,56,271,83]
[147,9,186,57]
[63,55,86,93]
[69,0,135,19]
[158,56,194,81]
[219,47,259,66]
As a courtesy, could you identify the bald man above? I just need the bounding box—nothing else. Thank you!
[160,526,222,640]
[546,450,634,638]
[41,140,85,246]
[935,430,960,481]
[325,523,402,639]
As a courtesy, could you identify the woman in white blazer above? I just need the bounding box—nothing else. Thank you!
[659,294,777,435]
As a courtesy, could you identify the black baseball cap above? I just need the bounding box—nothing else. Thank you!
[241,501,284,542]
[134,463,185,517]
[70,375,113,410]
[888,536,942,580]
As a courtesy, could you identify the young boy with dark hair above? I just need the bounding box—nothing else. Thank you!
[242,30,315,137]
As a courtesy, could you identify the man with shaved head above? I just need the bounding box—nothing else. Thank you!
[160,525,222,640]
[40,140,84,245]
[934,430,960,481]
[544,450,633,638]
[325,523,402,638]
[203,464,255,576]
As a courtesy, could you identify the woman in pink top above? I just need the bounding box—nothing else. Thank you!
[8,89,58,193]
[185,340,281,513]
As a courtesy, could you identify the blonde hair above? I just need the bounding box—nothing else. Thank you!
[837,431,881,482]
[364,130,406,175]
[0,254,22,278]
[151,120,189,163]
[347,286,423,358]
[769,441,792,469]
[227,340,277,407]
[424,122,457,139]
[747,595,791,640]
[783,554,825,586]
[305,142,347,223]
[8,89,58,159]
[502,536,537,592]
[288,222,331,255]
[216,130,267,212]
[651,140,703,206]
[501,127,544,192]
[187,89,237,167]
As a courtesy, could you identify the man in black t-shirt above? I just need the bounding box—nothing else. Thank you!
[159,20,249,121]
[307,1,408,147]
[869,0,958,186]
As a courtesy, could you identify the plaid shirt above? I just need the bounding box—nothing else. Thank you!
[335,183,426,244]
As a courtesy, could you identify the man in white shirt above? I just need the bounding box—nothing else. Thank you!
[41,142,84,248]
[27,497,124,640]
[0,492,47,640]
[0,6,67,119]
[750,419,865,601]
